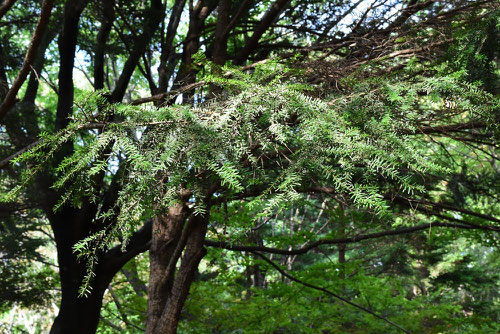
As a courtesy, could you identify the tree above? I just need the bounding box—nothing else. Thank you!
[0,0,498,333]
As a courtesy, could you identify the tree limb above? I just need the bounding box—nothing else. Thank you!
[0,0,17,21]
[252,251,409,333]
[234,0,291,65]
[110,0,164,102]
[393,196,500,224]
[101,220,152,275]
[0,0,54,122]
[204,222,496,256]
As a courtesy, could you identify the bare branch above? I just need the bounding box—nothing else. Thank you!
[253,251,409,333]
[204,222,496,256]
[394,196,500,224]
[234,0,291,65]
[408,121,486,135]
[0,0,17,21]
[0,0,55,122]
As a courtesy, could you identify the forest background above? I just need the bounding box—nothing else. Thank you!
[0,0,499,333]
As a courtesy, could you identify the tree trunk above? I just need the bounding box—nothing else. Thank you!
[47,205,109,334]
[47,0,164,331]
[146,202,191,333]
[146,198,210,334]
[208,0,231,97]
[49,276,107,334]
[156,213,208,333]
[48,206,153,334]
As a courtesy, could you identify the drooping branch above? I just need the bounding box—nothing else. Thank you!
[0,0,54,122]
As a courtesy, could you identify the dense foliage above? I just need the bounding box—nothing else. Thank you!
[0,0,498,333]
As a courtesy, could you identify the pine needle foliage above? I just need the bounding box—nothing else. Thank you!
[2,57,497,295]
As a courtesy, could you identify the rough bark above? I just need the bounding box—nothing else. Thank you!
[146,189,212,334]
[156,212,209,333]
[146,201,192,334]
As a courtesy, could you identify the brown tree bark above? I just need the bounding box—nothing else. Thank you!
[146,194,211,334]
[156,212,209,333]
[146,201,192,333]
